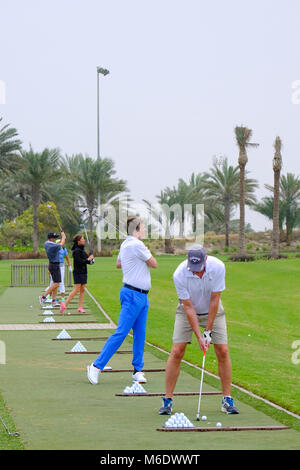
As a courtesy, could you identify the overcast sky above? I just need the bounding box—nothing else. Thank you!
[1,0,300,230]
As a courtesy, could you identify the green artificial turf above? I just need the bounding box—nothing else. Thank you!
[0,256,299,450]
[0,329,299,450]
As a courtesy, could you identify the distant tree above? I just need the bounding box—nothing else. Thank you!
[18,146,61,254]
[203,157,258,247]
[0,117,22,174]
[255,173,300,244]
[64,154,128,251]
[271,137,282,258]
[234,126,259,257]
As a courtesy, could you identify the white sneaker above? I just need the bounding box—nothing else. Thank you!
[87,363,100,385]
[132,371,147,383]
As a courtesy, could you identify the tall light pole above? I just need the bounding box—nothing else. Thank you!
[96,66,110,253]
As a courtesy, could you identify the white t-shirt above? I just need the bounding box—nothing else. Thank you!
[118,236,152,291]
[173,256,225,314]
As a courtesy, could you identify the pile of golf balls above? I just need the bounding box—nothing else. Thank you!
[123,382,147,394]
[164,413,195,428]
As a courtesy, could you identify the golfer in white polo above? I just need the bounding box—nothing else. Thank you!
[87,217,157,385]
[159,245,239,415]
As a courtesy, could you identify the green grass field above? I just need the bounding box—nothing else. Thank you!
[86,255,300,415]
[0,256,299,450]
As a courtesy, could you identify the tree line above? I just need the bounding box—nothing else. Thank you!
[1,116,300,258]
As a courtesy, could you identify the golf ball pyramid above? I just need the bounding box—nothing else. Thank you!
[164,413,195,428]
[43,316,55,322]
[43,310,53,315]
[56,329,71,339]
[70,341,87,353]
[123,383,147,394]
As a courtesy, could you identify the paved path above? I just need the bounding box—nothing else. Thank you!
[0,323,115,330]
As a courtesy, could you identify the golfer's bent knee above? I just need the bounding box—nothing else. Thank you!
[171,343,186,362]
[214,344,229,361]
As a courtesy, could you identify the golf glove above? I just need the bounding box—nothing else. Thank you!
[203,330,212,345]
[68,266,72,272]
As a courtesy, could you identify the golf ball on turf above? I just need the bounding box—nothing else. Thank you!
[216,422,222,427]
[201,415,207,421]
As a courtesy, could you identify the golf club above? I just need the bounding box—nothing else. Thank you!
[196,350,206,421]
[0,415,20,437]
[47,204,63,232]
[80,209,95,264]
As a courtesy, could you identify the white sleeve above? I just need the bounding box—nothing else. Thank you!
[212,264,226,292]
[134,242,152,262]
[173,272,190,300]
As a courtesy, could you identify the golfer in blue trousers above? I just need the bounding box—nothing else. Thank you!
[87,217,157,384]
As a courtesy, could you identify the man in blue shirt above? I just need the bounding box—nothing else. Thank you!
[47,243,72,301]
[39,231,66,307]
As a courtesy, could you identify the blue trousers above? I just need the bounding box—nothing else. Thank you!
[93,286,149,371]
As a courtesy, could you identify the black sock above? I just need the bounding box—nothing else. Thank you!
[133,368,139,375]
[42,295,46,299]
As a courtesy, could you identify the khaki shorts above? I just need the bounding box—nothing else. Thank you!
[172,300,228,345]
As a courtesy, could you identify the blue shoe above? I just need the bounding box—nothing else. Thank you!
[159,397,173,415]
[51,299,60,308]
[221,396,239,414]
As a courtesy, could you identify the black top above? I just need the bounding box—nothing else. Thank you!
[72,244,91,274]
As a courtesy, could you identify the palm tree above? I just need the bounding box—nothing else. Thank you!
[271,137,282,258]
[0,117,22,173]
[18,146,61,254]
[64,154,128,251]
[273,174,300,245]
[203,158,258,247]
[234,126,259,257]
[0,174,31,223]
[254,196,285,238]
[255,173,300,244]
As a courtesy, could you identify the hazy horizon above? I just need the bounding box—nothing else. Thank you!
[1,0,300,231]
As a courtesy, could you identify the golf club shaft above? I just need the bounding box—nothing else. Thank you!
[82,226,93,255]
[196,351,206,419]
[47,205,63,232]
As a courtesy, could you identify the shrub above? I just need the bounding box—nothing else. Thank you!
[229,255,255,262]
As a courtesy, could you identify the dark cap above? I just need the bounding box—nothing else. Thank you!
[187,245,207,272]
[47,232,60,239]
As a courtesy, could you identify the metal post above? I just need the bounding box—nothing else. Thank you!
[96,70,101,254]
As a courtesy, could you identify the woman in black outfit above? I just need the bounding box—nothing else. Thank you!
[60,234,94,313]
